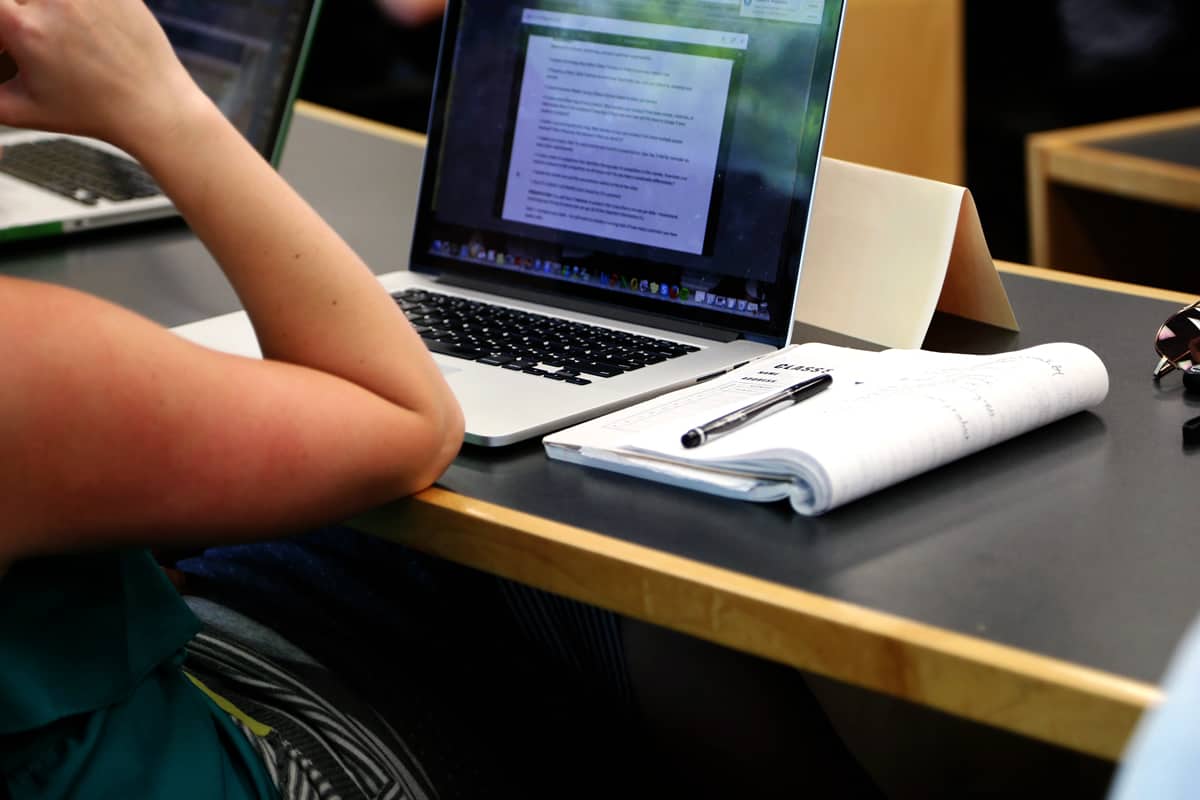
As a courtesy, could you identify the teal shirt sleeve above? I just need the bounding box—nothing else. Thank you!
[0,551,277,800]
[1109,614,1200,799]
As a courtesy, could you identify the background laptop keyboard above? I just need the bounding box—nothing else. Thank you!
[394,288,699,385]
[0,138,161,205]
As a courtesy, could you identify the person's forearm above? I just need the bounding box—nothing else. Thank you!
[125,96,458,429]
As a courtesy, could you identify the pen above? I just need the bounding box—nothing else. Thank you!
[681,373,832,449]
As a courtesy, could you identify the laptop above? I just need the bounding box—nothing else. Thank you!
[0,0,322,242]
[174,0,847,447]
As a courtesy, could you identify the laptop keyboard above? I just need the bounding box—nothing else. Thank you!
[0,138,162,205]
[393,288,700,385]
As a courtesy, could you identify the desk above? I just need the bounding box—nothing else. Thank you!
[1027,108,1200,292]
[12,103,1199,764]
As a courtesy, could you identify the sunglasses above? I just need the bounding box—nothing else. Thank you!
[1153,300,1200,380]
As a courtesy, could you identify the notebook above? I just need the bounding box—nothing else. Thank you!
[544,342,1110,514]
[173,0,847,447]
[0,0,323,242]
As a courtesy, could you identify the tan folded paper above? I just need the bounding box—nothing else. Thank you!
[796,158,1018,349]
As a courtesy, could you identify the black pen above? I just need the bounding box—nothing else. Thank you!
[681,373,832,449]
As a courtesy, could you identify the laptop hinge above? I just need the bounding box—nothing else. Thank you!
[433,273,742,343]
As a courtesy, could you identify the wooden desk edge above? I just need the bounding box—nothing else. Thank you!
[353,489,1158,761]
[297,102,1165,759]
[997,262,1195,305]
[1028,108,1200,149]
[295,100,428,147]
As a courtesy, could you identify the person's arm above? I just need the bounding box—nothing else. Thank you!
[0,0,463,562]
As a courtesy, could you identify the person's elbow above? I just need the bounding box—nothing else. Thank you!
[430,398,466,484]
[393,398,465,496]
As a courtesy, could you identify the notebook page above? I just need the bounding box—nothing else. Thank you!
[545,342,933,508]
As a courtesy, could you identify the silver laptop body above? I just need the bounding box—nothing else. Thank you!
[0,0,322,242]
[175,0,846,447]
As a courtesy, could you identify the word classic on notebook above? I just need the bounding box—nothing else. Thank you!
[174,0,847,446]
[0,0,321,242]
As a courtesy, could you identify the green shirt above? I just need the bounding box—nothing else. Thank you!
[0,550,277,799]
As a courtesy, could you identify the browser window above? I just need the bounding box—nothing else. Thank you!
[501,10,747,256]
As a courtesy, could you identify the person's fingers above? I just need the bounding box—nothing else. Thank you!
[0,79,34,129]
[0,0,26,33]
[0,0,36,62]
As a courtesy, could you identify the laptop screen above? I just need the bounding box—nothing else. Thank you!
[147,0,320,162]
[411,0,844,345]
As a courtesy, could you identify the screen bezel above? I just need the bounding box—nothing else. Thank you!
[154,0,323,166]
[266,0,324,166]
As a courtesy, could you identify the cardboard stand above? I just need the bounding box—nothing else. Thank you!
[795,157,1018,349]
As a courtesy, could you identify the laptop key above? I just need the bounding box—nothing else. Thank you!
[71,188,100,205]
[576,364,623,378]
[422,337,483,360]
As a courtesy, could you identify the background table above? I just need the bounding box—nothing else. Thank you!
[1027,107,1200,293]
[10,103,1200,766]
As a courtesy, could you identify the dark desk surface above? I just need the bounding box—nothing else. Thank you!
[9,103,1197,761]
[355,264,1189,761]
[440,271,1198,688]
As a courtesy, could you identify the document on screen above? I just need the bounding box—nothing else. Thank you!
[501,30,738,255]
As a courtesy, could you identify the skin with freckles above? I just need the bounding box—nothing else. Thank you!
[0,0,464,567]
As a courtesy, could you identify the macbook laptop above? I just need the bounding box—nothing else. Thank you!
[0,0,322,242]
[174,0,846,446]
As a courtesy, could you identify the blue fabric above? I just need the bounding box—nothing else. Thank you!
[175,527,454,657]
[174,526,637,800]
[1109,614,1200,799]
[174,526,631,696]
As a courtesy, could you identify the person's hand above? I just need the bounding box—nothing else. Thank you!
[375,0,444,27]
[0,0,206,154]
